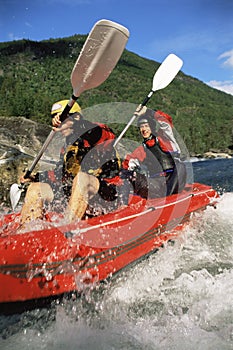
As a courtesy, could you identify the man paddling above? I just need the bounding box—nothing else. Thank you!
[122,105,187,199]
[19,100,127,228]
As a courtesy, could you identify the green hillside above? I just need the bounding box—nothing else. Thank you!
[0,35,233,155]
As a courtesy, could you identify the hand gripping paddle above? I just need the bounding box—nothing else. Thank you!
[113,53,183,147]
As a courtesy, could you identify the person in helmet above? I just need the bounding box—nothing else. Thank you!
[19,99,127,228]
[122,105,187,199]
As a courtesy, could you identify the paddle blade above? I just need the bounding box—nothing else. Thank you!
[152,53,183,92]
[10,184,22,211]
[71,19,129,97]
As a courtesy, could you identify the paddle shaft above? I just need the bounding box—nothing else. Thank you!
[21,20,129,179]
[113,54,183,148]
[10,19,130,209]
[113,90,154,148]
[24,95,78,179]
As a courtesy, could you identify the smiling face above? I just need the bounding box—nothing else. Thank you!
[139,122,152,139]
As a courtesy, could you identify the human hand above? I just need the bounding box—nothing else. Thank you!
[135,104,147,117]
[128,158,140,171]
[51,113,62,127]
[52,116,74,137]
[19,173,35,183]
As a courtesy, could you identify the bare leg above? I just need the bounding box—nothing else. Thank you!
[66,171,99,221]
[20,183,54,227]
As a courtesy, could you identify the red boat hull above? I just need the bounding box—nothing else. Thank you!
[0,183,218,304]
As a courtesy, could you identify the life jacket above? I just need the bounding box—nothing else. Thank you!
[63,121,121,180]
[123,109,180,174]
[143,135,175,173]
[153,110,181,155]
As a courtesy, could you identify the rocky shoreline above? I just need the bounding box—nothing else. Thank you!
[195,150,233,159]
[0,116,51,205]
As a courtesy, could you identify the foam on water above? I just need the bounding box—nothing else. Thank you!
[1,194,233,349]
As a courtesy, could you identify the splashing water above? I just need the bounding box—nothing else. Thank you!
[1,107,233,349]
[1,192,232,350]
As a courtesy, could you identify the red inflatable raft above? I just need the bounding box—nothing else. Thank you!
[0,183,218,305]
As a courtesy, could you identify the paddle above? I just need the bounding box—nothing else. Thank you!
[10,19,129,210]
[113,53,183,147]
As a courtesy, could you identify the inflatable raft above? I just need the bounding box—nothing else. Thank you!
[0,183,218,306]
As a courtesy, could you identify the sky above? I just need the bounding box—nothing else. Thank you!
[1,0,233,95]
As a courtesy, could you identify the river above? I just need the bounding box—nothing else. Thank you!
[0,157,233,350]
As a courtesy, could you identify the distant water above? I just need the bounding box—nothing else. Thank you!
[0,158,233,350]
[192,157,233,193]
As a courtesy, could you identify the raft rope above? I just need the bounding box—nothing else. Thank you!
[73,188,217,235]
[73,207,155,235]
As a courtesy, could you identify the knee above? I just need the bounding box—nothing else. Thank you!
[74,172,99,197]
[26,183,54,202]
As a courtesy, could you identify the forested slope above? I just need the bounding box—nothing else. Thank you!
[0,35,233,154]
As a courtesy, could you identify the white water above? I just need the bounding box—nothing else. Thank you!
[1,192,233,350]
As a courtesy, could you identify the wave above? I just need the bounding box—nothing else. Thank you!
[1,193,233,349]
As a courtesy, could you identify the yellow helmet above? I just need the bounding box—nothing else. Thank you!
[51,100,81,116]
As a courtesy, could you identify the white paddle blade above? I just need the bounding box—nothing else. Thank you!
[152,53,183,92]
[10,184,22,211]
[71,19,129,97]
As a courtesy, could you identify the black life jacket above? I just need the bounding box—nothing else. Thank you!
[63,120,120,179]
[143,134,175,175]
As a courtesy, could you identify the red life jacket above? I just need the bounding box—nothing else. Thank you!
[82,122,115,148]
[63,121,121,180]
[35,121,122,186]
[154,110,180,154]
[123,109,180,170]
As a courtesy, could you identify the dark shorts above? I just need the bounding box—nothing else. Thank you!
[88,178,129,214]
[166,159,187,196]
